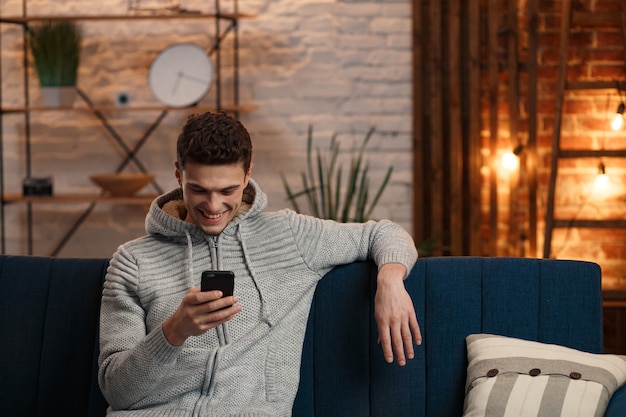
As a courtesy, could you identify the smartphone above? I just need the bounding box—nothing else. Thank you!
[201,270,235,297]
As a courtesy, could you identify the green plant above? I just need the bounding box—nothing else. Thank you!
[27,21,82,87]
[281,125,392,223]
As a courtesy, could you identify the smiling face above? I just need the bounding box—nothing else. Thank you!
[175,160,252,235]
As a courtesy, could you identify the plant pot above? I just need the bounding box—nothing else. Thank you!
[41,86,76,107]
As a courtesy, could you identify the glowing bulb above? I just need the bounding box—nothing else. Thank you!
[595,173,609,189]
[501,151,519,170]
[595,162,609,189]
[611,113,624,130]
[611,102,625,130]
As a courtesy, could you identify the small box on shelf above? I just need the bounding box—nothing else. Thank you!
[23,177,53,196]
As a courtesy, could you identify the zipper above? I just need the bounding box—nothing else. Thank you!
[210,235,219,268]
[203,233,229,399]
[210,234,230,345]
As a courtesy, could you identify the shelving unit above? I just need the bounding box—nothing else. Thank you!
[0,0,256,255]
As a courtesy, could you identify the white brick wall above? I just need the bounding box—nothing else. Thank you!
[0,0,413,257]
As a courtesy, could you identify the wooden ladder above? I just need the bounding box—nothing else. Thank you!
[543,0,626,258]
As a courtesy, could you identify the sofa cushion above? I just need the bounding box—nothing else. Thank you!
[462,334,626,417]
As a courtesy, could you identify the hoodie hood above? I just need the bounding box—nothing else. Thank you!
[145,178,267,243]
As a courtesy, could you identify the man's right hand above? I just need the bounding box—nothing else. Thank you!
[162,287,241,346]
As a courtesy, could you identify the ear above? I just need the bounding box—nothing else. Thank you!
[174,161,183,187]
[244,162,254,186]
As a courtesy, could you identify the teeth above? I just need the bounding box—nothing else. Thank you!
[200,209,222,219]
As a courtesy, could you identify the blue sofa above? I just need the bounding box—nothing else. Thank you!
[0,254,624,416]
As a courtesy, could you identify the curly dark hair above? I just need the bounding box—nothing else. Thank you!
[176,112,252,172]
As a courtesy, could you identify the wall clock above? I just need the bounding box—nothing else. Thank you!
[148,43,214,108]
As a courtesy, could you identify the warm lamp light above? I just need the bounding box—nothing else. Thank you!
[611,102,624,131]
[501,152,518,170]
[501,145,524,170]
[595,161,609,189]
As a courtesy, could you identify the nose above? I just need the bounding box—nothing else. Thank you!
[206,193,223,213]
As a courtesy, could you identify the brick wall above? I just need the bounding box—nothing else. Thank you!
[0,0,414,257]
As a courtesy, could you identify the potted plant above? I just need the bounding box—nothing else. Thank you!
[281,125,392,223]
[281,125,439,255]
[27,20,82,107]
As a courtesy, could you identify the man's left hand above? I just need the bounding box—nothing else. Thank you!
[374,263,422,366]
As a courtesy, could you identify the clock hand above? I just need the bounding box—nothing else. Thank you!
[171,71,183,94]
[179,72,209,84]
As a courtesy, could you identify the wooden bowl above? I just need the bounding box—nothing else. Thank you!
[90,173,155,196]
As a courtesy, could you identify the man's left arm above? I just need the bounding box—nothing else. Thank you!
[374,263,422,366]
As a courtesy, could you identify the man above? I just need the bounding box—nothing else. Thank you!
[99,111,421,416]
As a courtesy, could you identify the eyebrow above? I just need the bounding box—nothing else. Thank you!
[189,183,240,193]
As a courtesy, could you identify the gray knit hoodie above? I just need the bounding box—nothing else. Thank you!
[98,179,417,417]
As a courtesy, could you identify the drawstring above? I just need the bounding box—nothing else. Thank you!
[184,230,194,288]
[238,227,272,327]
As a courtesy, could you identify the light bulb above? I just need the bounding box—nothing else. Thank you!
[611,102,625,130]
[501,151,519,170]
[595,173,609,189]
[595,162,609,189]
[611,113,624,130]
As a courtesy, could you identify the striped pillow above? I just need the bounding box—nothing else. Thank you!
[463,334,626,417]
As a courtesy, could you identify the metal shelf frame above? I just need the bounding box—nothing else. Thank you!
[0,0,254,255]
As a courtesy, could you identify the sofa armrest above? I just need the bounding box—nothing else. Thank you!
[606,384,626,417]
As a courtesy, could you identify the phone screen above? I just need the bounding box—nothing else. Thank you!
[201,270,235,296]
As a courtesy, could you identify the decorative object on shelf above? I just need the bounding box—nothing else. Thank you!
[27,20,82,107]
[22,177,53,196]
[90,173,155,197]
[148,43,214,108]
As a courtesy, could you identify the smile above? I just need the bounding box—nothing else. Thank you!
[199,208,226,220]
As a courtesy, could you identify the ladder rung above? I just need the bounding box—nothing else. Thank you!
[566,81,626,90]
[553,219,626,228]
[558,149,626,158]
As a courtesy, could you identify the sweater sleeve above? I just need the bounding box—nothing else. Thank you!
[98,245,182,410]
[286,210,418,277]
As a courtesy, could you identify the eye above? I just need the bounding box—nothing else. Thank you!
[188,185,205,194]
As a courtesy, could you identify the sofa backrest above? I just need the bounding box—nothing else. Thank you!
[0,255,603,417]
[292,257,603,417]
[0,255,109,417]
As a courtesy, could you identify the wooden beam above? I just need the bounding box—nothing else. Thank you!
[622,0,626,72]
[507,0,521,256]
[412,0,425,244]
[488,0,499,256]
[448,0,463,255]
[527,0,539,257]
[428,0,444,255]
[468,1,482,256]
